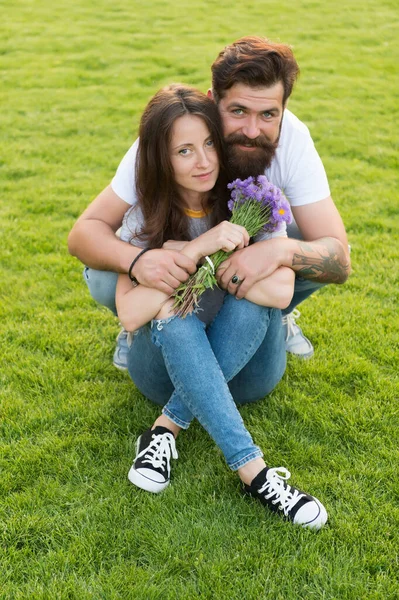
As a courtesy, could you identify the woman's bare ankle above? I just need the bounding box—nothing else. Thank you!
[152,414,182,438]
[237,458,267,486]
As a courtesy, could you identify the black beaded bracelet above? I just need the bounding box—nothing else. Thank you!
[128,248,151,283]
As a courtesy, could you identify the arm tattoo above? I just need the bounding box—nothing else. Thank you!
[292,238,350,284]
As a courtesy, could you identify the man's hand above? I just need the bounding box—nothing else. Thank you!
[217,239,287,299]
[132,249,197,295]
[217,231,351,299]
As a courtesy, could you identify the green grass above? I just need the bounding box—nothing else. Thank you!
[1,0,399,598]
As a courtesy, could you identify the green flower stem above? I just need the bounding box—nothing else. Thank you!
[173,200,273,317]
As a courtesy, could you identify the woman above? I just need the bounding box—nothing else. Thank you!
[116,84,327,529]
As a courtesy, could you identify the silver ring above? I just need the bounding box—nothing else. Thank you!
[231,275,241,285]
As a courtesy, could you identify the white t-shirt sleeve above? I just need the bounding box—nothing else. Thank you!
[267,110,330,207]
[282,136,330,207]
[111,139,139,206]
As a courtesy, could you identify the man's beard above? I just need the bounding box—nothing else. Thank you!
[225,132,278,179]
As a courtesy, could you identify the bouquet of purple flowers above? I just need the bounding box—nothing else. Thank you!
[173,175,292,317]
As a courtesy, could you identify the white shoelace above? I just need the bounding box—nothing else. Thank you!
[281,308,301,340]
[257,467,306,517]
[137,433,178,477]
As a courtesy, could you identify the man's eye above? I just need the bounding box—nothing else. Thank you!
[232,109,244,115]
[262,111,272,119]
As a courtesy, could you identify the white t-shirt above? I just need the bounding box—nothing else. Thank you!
[111,109,330,209]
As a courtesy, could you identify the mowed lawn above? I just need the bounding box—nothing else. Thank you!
[1,0,398,598]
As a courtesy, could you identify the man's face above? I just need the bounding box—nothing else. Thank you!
[216,82,285,178]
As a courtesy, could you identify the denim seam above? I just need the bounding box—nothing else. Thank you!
[221,309,273,382]
[162,406,191,430]
[229,449,264,471]
[163,357,200,422]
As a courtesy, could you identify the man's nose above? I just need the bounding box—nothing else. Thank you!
[241,116,260,139]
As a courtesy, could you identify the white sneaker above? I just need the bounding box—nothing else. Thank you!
[243,466,328,530]
[128,426,178,493]
[113,328,129,370]
[282,309,314,359]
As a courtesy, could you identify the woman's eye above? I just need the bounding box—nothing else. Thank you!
[178,148,191,156]
[206,139,214,148]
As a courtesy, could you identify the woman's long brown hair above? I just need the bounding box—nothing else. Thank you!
[132,84,230,248]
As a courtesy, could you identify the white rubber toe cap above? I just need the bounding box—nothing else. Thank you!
[128,467,168,494]
[294,498,328,530]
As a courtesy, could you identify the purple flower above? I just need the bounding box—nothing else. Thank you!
[272,197,292,224]
[228,175,292,233]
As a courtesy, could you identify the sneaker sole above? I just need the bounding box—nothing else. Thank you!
[113,360,128,371]
[128,466,169,493]
[286,347,314,359]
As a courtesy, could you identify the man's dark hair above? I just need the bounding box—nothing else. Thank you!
[211,36,300,105]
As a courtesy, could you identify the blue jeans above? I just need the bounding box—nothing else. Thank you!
[128,294,286,470]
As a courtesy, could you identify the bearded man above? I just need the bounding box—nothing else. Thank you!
[68,36,350,367]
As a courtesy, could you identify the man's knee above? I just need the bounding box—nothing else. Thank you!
[83,267,118,314]
[231,369,285,406]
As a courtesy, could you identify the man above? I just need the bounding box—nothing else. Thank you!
[68,36,350,369]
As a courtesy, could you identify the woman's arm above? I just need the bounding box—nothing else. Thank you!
[116,275,171,332]
[116,221,250,331]
[243,266,295,309]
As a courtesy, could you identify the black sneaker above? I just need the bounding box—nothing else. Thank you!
[243,466,328,529]
[128,426,178,493]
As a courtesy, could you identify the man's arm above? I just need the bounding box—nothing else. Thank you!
[67,184,197,294]
[217,196,351,298]
[68,185,138,272]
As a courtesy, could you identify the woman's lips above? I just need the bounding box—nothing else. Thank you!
[193,170,214,179]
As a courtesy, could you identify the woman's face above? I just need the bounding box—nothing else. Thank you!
[169,115,220,205]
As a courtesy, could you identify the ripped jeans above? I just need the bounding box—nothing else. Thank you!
[127,294,286,470]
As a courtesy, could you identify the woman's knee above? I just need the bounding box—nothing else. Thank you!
[218,295,276,330]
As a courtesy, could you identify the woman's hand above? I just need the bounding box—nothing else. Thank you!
[162,240,188,252]
[183,221,249,263]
